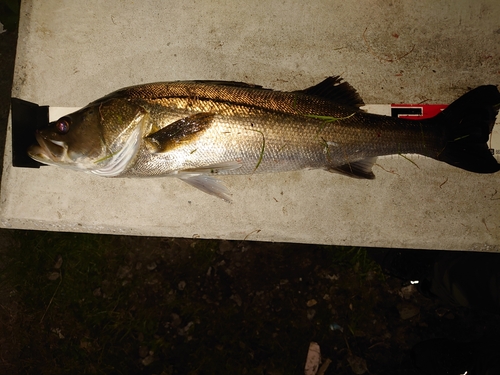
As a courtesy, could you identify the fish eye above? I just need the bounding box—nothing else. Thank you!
[56,117,71,134]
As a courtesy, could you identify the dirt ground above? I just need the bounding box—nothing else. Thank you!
[1,14,500,375]
[1,232,499,375]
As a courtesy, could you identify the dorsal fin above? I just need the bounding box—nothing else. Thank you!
[297,76,365,108]
[190,80,265,90]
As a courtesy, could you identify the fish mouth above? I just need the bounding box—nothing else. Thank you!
[28,132,69,165]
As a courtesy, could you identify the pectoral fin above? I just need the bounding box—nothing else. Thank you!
[145,112,214,153]
[327,157,377,179]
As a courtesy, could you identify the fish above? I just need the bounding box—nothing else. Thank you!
[28,77,500,201]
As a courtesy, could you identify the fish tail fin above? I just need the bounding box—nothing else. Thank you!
[432,85,500,173]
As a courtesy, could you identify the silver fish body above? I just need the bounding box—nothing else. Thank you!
[28,77,500,200]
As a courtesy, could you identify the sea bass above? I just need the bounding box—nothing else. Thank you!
[28,77,500,201]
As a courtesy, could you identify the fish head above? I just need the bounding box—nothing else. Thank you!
[28,98,148,175]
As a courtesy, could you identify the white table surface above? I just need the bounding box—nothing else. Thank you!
[1,0,499,251]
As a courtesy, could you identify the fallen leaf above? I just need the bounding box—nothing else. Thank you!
[398,303,420,320]
[48,272,60,281]
[307,299,317,307]
[305,342,321,375]
[347,354,368,375]
[54,255,63,269]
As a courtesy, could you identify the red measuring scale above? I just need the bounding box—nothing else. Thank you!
[390,104,447,120]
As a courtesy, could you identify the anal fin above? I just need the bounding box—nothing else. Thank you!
[327,157,377,179]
